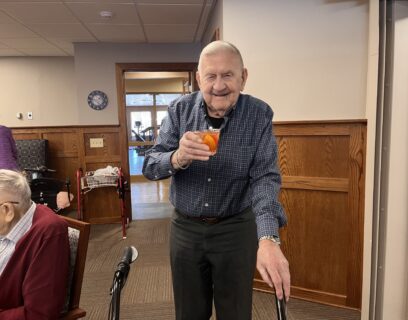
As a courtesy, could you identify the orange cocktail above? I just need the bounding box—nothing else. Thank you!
[198,129,220,154]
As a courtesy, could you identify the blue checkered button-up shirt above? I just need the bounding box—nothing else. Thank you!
[142,92,287,238]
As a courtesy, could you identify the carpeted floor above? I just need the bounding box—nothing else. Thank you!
[79,218,361,320]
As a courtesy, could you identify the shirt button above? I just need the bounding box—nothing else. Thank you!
[207,178,211,182]
[168,170,173,174]
[154,175,158,179]
[204,203,209,207]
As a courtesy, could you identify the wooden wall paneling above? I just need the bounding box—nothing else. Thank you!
[42,129,80,209]
[275,132,349,178]
[346,124,366,308]
[11,126,128,224]
[253,121,366,310]
[81,127,125,224]
[83,129,120,158]
[82,161,122,224]
[12,131,42,140]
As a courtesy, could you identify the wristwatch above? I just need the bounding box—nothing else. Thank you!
[259,235,281,245]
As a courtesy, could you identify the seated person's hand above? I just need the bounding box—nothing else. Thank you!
[56,192,74,209]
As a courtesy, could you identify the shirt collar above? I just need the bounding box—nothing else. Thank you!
[4,201,36,244]
[199,93,241,120]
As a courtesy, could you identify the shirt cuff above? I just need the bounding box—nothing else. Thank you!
[152,151,177,180]
[255,214,281,239]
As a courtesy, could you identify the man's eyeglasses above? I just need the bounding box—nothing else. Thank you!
[0,201,19,207]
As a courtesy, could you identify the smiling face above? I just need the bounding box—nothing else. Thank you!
[196,47,248,118]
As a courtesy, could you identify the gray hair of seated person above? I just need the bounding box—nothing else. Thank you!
[0,169,31,209]
[198,40,245,71]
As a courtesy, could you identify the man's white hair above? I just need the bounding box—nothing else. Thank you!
[198,40,244,71]
[0,169,31,207]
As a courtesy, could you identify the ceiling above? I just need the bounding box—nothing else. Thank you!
[0,0,215,57]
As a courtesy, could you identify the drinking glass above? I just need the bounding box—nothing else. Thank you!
[197,129,220,154]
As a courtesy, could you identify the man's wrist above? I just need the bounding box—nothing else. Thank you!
[259,235,281,245]
[172,150,191,170]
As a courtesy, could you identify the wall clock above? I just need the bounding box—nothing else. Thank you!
[87,90,108,110]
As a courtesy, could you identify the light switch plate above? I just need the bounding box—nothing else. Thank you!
[90,138,104,148]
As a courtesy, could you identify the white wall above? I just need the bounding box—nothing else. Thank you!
[74,43,201,125]
[0,57,78,127]
[381,2,408,318]
[0,44,200,128]
[222,0,369,121]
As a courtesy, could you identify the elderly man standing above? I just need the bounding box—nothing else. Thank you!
[143,40,290,320]
[0,169,70,319]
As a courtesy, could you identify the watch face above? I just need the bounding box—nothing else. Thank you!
[87,90,108,110]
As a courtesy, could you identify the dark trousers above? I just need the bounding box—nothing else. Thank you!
[170,209,258,320]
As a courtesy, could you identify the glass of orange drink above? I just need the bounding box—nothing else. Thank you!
[198,128,220,155]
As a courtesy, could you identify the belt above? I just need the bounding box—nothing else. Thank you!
[177,212,227,225]
[176,207,251,225]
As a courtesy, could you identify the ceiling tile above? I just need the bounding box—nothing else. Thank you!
[66,3,140,24]
[0,3,78,24]
[27,23,95,39]
[0,0,213,56]
[0,0,58,2]
[47,38,74,50]
[0,10,19,23]
[18,47,67,56]
[64,0,134,3]
[86,24,145,42]
[134,0,204,4]
[145,24,196,43]
[0,24,38,38]
[44,38,75,56]
[137,4,202,24]
[61,46,74,56]
[0,48,24,56]
[47,38,96,50]
[0,37,58,49]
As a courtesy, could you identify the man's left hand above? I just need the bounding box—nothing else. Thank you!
[256,240,290,301]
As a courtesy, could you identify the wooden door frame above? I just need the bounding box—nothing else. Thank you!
[115,63,198,219]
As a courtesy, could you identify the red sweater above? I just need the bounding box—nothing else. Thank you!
[0,205,70,320]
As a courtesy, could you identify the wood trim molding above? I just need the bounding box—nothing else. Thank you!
[282,176,349,192]
[253,280,360,310]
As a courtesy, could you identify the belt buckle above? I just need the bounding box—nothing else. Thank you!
[201,217,219,224]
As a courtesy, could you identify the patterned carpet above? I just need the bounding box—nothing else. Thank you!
[79,218,361,320]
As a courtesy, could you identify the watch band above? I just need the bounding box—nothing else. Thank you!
[259,235,281,245]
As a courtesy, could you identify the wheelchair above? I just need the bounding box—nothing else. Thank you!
[25,166,71,213]
[15,139,71,213]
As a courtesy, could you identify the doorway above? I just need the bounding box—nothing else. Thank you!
[116,63,198,220]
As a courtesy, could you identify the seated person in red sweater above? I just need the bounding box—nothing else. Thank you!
[0,169,70,319]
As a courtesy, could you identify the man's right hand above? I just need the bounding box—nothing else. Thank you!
[172,131,213,169]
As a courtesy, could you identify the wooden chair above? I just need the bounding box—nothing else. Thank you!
[59,215,91,320]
